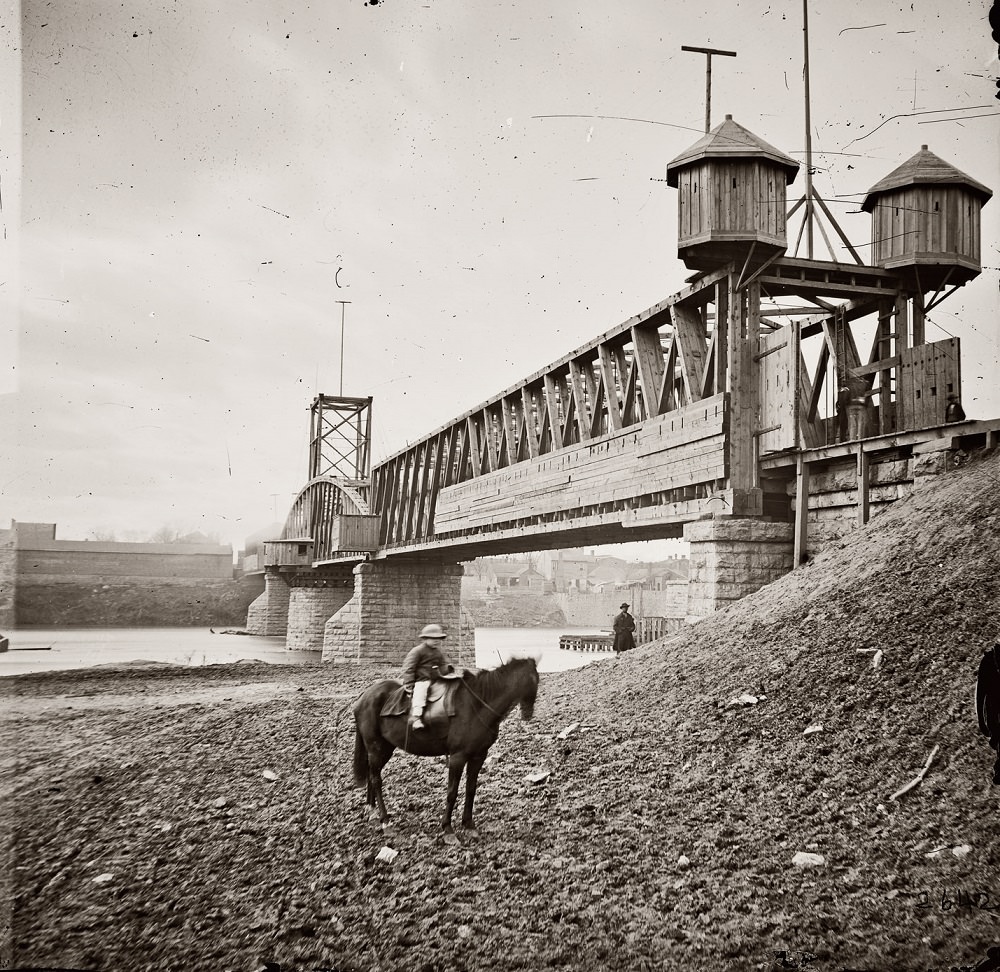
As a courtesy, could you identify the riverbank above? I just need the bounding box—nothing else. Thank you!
[5,450,1000,970]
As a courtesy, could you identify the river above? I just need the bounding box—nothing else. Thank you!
[0,625,614,678]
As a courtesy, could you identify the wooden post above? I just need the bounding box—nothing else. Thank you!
[856,445,870,526]
[727,274,759,504]
[877,300,894,434]
[912,294,926,347]
[794,454,810,565]
[715,279,729,394]
[894,294,910,353]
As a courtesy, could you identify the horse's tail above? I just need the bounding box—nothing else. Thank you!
[353,723,369,786]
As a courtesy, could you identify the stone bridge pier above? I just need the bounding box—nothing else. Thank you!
[245,572,291,637]
[683,518,794,623]
[247,566,357,649]
[322,559,469,667]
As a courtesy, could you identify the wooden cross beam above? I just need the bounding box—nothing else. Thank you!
[681,45,737,132]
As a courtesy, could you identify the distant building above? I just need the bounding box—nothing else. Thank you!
[462,556,546,592]
[0,521,242,627]
[459,549,691,597]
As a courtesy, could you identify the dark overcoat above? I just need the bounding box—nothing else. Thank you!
[612,611,636,653]
[401,641,451,687]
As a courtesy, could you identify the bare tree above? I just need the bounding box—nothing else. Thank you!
[150,525,182,544]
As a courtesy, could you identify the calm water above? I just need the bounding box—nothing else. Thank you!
[0,626,614,678]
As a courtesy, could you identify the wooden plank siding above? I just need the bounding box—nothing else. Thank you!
[757,325,797,454]
[433,396,726,535]
[872,188,982,274]
[367,256,922,550]
[896,338,960,430]
[677,161,787,250]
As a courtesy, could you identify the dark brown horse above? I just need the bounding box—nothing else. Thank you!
[352,656,539,833]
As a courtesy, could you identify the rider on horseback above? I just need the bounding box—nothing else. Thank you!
[401,623,453,729]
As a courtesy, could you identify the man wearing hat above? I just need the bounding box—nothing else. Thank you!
[612,603,636,655]
[401,623,453,729]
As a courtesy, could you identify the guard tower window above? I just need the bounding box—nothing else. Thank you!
[298,544,308,557]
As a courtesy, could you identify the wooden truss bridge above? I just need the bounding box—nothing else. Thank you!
[261,123,992,575]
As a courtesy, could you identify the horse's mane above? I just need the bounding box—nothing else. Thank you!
[466,656,536,695]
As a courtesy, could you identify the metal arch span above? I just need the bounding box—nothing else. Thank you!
[281,476,375,562]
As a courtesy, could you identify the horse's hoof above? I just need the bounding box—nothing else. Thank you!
[381,821,393,832]
[462,825,481,839]
[442,831,460,847]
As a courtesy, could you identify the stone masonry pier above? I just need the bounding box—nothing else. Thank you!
[322,559,470,667]
[683,519,794,622]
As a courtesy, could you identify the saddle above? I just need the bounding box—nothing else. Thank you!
[380,670,470,725]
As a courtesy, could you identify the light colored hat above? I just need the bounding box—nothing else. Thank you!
[419,623,447,639]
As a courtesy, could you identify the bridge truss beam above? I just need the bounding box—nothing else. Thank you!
[369,256,953,555]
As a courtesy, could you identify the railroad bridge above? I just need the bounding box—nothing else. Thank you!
[246,120,994,663]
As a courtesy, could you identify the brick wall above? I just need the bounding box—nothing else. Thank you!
[556,587,688,627]
[0,526,15,628]
[18,546,234,582]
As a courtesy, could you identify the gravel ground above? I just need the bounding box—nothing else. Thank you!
[3,450,1000,972]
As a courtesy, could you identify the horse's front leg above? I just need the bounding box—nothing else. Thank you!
[371,765,390,825]
[443,754,467,832]
[462,752,487,831]
[367,743,394,826]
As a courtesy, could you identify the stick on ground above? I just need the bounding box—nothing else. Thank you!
[889,744,940,801]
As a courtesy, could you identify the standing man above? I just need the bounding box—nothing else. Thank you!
[835,385,851,443]
[401,623,452,729]
[612,603,636,655]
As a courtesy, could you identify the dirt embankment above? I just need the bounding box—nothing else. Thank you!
[3,450,1000,971]
[15,577,264,627]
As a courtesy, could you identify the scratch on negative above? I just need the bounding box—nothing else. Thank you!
[838,23,886,35]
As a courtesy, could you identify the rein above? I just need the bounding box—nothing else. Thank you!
[460,664,533,728]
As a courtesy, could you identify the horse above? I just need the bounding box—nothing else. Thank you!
[352,656,539,834]
[977,641,1000,784]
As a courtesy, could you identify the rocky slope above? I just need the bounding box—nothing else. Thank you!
[462,590,567,628]
[3,449,999,971]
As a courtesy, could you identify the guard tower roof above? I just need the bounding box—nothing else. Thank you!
[861,145,993,212]
[665,114,800,188]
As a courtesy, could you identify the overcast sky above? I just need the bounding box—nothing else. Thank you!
[3,0,997,554]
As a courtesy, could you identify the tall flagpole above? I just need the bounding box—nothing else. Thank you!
[802,0,814,259]
[335,300,351,395]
